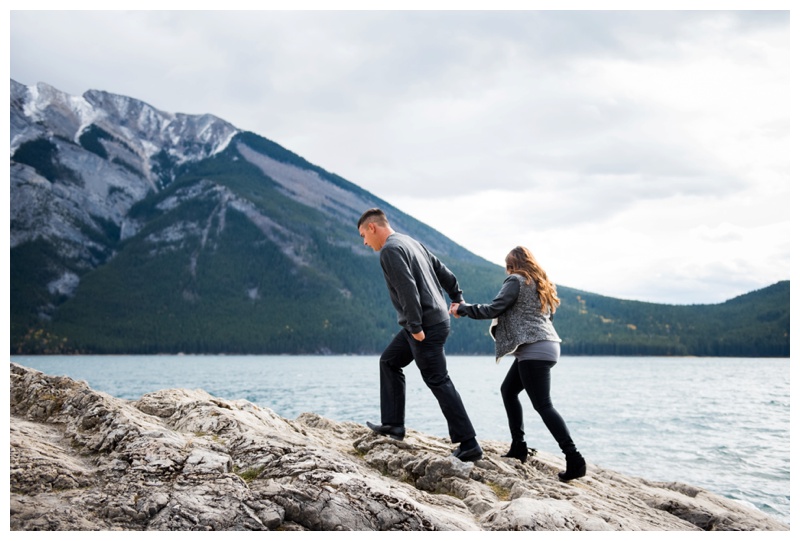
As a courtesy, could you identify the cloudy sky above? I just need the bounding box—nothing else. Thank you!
[7,4,792,305]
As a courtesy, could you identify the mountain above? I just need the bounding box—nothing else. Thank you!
[9,80,789,357]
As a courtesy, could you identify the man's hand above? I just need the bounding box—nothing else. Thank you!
[449,301,464,318]
[412,330,425,341]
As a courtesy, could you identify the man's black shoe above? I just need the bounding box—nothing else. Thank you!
[452,444,483,462]
[366,421,405,441]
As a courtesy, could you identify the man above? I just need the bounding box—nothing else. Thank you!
[357,208,482,462]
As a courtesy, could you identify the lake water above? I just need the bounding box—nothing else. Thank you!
[11,355,790,526]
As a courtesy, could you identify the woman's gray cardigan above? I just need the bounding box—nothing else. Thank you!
[456,273,561,362]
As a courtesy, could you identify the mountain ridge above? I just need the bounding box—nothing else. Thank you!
[9,79,789,356]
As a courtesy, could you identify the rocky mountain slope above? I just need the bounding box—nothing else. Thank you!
[10,79,498,355]
[10,363,788,531]
[11,79,237,268]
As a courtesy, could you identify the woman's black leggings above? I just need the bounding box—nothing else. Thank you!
[500,358,577,454]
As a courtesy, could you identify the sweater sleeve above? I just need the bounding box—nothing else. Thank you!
[428,250,464,304]
[457,275,520,320]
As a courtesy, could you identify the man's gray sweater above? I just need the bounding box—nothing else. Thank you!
[379,233,464,334]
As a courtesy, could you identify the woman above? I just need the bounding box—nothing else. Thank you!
[451,246,586,481]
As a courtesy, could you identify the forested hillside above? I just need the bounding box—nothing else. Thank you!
[551,281,789,357]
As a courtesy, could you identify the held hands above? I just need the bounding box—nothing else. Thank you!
[413,301,463,341]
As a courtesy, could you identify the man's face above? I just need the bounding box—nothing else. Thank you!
[359,222,382,252]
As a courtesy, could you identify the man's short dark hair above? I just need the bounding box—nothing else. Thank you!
[357,208,389,229]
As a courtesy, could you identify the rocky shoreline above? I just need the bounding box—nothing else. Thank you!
[9,362,788,531]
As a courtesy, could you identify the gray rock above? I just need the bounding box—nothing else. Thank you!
[9,363,788,531]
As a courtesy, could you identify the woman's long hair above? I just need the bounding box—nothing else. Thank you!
[505,246,560,314]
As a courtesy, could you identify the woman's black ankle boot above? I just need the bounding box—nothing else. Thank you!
[558,451,586,481]
[502,440,530,463]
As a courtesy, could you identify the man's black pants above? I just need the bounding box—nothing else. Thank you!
[379,320,476,443]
